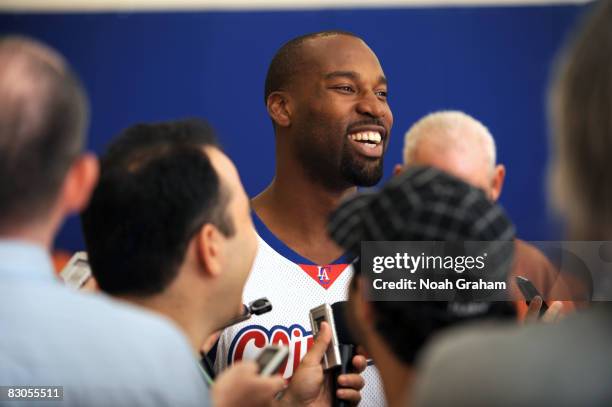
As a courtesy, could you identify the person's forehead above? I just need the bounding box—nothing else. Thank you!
[300,35,383,75]
[205,147,246,200]
[205,148,237,184]
[415,146,490,183]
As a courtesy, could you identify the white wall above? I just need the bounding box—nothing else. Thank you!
[0,0,593,12]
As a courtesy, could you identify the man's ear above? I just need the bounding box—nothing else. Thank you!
[490,164,506,202]
[196,223,223,278]
[266,91,292,128]
[61,153,99,214]
[393,164,404,177]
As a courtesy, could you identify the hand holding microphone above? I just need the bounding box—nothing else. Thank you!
[279,320,365,407]
[329,302,366,407]
[213,360,286,407]
[310,302,367,407]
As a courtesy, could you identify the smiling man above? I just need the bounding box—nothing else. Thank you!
[215,31,392,405]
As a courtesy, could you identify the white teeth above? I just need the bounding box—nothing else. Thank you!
[349,131,382,144]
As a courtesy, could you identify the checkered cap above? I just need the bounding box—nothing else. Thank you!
[328,166,515,259]
[328,166,517,351]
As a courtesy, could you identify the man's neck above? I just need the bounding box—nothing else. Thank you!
[252,166,356,265]
[0,222,58,251]
[120,292,212,355]
[0,205,65,250]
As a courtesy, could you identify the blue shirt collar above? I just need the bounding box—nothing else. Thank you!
[0,239,55,281]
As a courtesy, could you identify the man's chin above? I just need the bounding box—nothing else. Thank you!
[343,164,384,187]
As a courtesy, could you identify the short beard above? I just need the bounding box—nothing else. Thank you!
[340,147,384,187]
[295,142,384,189]
[293,120,385,189]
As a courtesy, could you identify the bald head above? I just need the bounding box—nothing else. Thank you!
[264,30,362,105]
[0,36,88,228]
[401,111,505,201]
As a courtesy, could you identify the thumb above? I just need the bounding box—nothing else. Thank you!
[542,301,564,323]
[302,321,332,365]
[261,373,287,393]
[524,295,543,324]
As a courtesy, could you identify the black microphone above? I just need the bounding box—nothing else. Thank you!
[222,297,273,329]
[201,298,273,381]
[331,301,357,345]
[330,301,357,407]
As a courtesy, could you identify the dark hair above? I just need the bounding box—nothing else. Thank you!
[264,30,360,105]
[81,119,234,296]
[330,166,517,365]
[549,1,612,240]
[0,36,88,228]
[368,290,514,364]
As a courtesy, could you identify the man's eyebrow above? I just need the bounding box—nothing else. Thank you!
[324,71,359,80]
[324,71,388,86]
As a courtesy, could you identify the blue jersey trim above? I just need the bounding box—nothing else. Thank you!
[252,211,350,266]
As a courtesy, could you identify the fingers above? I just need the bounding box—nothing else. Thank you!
[337,372,365,391]
[524,296,543,324]
[222,361,286,404]
[356,345,370,359]
[259,374,287,397]
[351,354,367,374]
[80,276,98,292]
[336,387,362,405]
[302,321,332,365]
[542,301,564,323]
[231,360,260,375]
[524,297,564,324]
[337,359,366,405]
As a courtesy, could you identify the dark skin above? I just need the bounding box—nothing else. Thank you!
[253,34,393,265]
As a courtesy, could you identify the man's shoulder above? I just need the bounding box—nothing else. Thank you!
[1,285,207,404]
[2,279,182,337]
[417,310,605,371]
[67,290,198,363]
[60,286,185,338]
[414,309,612,405]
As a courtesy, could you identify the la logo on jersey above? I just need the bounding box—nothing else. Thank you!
[299,264,349,289]
[318,266,331,284]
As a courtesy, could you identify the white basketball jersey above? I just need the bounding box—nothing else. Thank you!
[215,215,387,406]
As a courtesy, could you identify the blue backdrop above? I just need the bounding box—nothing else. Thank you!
[0,4,587,251]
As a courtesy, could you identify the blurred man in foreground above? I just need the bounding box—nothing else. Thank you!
[327,166,517,407]
[81,119,355,407]
[0,36,209,406]
[413,3,612,405]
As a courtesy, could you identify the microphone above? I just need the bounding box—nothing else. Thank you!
[309,302,360,407]
[330,301,357,407]
[222,297,273,329]
[331,301,356,345]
